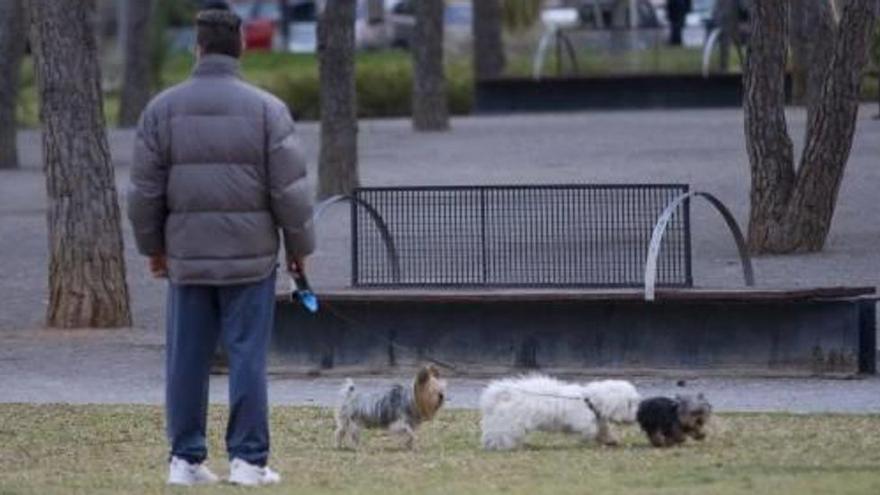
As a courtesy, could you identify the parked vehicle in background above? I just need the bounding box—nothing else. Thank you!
[180,0,471,54]
[356,0,396,49]
[233,1,281,51]
[232,0,317,53]
[282,0,318,53]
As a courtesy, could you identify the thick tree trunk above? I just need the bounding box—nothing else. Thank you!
[118,0,153,127]
[789,0,836,117]
[744,0,795,251]
[744,0,878,253]
[412,0,449,131]
[317,0,359,199]
[473,0,506,80]
[0,0,26,169]
[29,0,132,328]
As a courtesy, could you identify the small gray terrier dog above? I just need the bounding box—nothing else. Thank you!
[334,365,446,450]
[636,393,712,447]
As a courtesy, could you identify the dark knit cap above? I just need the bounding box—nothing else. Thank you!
[196,9,242,31]
[195,4,243,58]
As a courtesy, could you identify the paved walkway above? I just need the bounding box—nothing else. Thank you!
[2,108,879,412]
[1,328,878,413]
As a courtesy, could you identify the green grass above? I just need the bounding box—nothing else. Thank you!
[1,405,880,495]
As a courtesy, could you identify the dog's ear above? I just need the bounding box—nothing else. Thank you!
[426,364,440,378]
[416,366,433,385]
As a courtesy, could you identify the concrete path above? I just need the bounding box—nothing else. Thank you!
[1,327,878,413]
[2,107,880,413]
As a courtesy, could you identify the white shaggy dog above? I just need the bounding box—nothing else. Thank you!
[479,375,641,450]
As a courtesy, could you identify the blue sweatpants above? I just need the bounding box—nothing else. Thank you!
[165,271,276,466]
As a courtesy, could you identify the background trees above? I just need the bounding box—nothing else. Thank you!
[788,0,835,117]
[118,0,155,127]
[29,0,132,327]
[744,0,879,253]
[473,0,506,80]
[317,0,359,198]
[0,0,27,170]
[412,0,450,131]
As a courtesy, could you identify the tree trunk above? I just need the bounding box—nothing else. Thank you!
[279,0,291,50]
[0,0,26,169]
[789,0,836,116]
[412,0,449,131]
[744,0,878,253]
[118,0,153,127]
[317,0,359,199]
[29,0,132,328]
[473,0,506,80]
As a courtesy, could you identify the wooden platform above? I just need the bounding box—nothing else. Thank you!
[277,286,876,303]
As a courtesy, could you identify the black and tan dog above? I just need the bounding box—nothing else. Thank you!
[636,393,712,447]
[334,365,446,450]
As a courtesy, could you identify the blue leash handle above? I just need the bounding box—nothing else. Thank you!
[289,270,319,313]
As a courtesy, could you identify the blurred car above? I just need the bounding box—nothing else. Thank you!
[231,0,317,53]
[355,0,398,50]
[233,1,281,51]
[281,0,318,53]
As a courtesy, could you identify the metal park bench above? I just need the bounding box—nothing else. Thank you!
[277,183,876,377]
[345,184,694,289]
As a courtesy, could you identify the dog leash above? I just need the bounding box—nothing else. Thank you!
[286,290,596,406]
[283,272,605,407]
[320,300,462,372]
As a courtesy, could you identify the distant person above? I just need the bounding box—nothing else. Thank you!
[127,4,314,488]
[666,0,692,46]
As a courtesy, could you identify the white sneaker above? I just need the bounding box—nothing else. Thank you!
[167,456,220,486]
[228,458,281,486]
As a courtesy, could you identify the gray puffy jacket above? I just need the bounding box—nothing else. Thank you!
[127,55,315,285]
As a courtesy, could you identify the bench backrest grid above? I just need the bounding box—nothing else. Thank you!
[352,185,691,288]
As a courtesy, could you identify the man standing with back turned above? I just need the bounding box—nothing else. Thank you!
[127,4,314,487]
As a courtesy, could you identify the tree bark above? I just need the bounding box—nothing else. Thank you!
[317,0,359,199]
[118,0,153,127]
[29,0,132,328]
[744,0,878,253]
[473,0,506,80]
[412,0,449,131]
[0,0,26,169]
[789,0,836,116]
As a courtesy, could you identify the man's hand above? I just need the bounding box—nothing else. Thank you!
[149,254,168,278]
[288,256,307,275]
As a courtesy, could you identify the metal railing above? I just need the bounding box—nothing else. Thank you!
[350,184,692,288]
[643,191,754,301]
